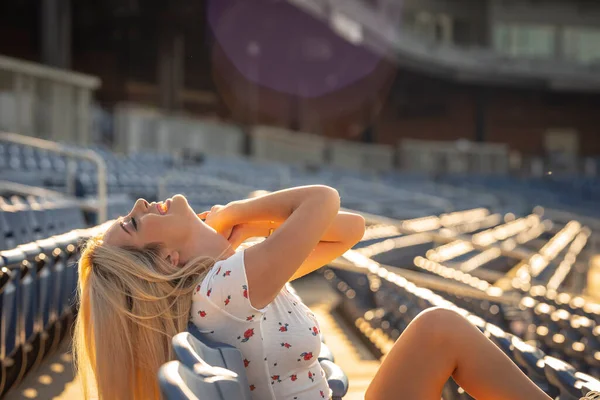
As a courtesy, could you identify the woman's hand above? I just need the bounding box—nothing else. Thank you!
[198,204,234,239]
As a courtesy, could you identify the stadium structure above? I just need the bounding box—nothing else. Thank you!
[0,0,600,399]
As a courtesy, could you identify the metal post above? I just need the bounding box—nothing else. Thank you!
[14,73,24,135]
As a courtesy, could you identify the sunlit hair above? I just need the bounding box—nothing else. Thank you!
[73,234,217,400]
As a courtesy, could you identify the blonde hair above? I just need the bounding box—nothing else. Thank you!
[73,235,216,399]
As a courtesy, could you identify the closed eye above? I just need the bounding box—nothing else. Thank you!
[131,216,138,231]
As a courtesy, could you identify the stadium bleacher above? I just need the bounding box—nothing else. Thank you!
[1,133,600,399]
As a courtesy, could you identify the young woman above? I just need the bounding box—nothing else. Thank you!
[73,185,552,400]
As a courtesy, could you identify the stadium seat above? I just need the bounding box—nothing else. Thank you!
[0,248,24,396]
[320,359,349,400]
[511,337,558,397]
[485,323,515,357]
[158,360,246,400]
[181,324,350,399]
[172,330,252,400]
[318,342,335,363]
[52,231,81,345]
[543,355,593,400]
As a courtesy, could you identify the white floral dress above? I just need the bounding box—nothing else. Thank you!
[191,249,332,400]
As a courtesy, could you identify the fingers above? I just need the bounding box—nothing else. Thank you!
[227,225,246,250]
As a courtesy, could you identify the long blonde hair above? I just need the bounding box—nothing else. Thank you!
[73,235,216,399]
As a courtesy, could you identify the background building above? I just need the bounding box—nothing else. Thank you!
[1,0,599,160]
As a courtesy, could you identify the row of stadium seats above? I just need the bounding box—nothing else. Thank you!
[443,175,600,220]
[5,137,600,229]
[0,140,543,222]
[324,265,600,400]
[0,195,86,251]
[0,222,101,396]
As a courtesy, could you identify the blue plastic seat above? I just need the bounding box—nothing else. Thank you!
[543,355,592,400]
[320,359,349,400]
[485,324,515,357]
[9,197,43,242]
[158,360,245,400]
[0,248,24,396]
[53,231,81,345]
[33,238,54,330]
[0,207,25,248]
[184,324,350,399]
[173,330,252,400]
[318,342,335,363]
[16,241,46,372]
[511,336,557,397]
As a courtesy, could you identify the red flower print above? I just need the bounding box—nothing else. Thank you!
[290,374,297,382]
[308,371,314,382]
[280,342,292,349]
[206,288,212,297]
[320,390,325,398]
[249,384,255,391]
[243,359,250,368]
[198,310,207,318]
[194,285,201,295]
[223,270,231,277]
[246,315,255,321]
[271,375,281,383]
[310,326,319,336]
[216,266,221,275]
[242,285,248,299]
[224,295,231,306]
[238,328,254,343]
[278,322,289,332]
[299,352,313,361]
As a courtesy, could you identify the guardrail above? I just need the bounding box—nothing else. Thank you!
[399,139,510,175]
[0,54,100,145]
[0,132,108,223]
[113,103,245,156]
[250,126,327,166]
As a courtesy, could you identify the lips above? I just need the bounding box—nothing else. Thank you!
[157,199,170,215]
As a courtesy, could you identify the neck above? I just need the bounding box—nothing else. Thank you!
[180,234,234,264]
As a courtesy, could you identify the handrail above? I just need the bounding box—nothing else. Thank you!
[0,54,100,89]
[0,131,108,223]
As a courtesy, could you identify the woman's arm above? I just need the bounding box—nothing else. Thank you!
[226,211,365,281]
[205,185,344,309]
[227,211,365,244]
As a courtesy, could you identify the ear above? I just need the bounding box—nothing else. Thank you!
[165,250,180,267]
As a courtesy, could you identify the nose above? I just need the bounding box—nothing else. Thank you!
[133,198,149,212]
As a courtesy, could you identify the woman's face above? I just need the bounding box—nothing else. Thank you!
[103,194,207,260]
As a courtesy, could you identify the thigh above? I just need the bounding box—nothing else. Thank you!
[364,308,458,400]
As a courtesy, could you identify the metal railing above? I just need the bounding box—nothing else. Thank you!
[0,54,100,145]
[0,131,108,223]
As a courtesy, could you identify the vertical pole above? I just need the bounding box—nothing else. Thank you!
[41,0,59,66]
[59,0,72,68]
[475,88,486,143]
[14,73,24,134]
[77,88,92,146]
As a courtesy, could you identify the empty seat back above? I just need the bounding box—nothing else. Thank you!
[158,361,245,400]
[0,249,23,358]
[174,329,251,400]
[35,238,57,330]
[10,197,43,242]
[17,242,41,342]
[54,232,80,317]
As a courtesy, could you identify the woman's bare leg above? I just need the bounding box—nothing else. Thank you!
[365,307,552,400]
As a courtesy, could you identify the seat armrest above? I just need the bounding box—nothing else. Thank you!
[320,359,349,399]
